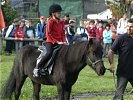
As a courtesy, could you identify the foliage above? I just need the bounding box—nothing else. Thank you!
[109,4,127,20]
[108,0,133,20]
[1,5,19,26]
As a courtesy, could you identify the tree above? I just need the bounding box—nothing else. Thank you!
[105,0,133,20]
[109,3,126,20]
[1,5,19,26]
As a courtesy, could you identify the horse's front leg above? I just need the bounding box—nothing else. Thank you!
[57,83,72,100]
[64,86,72,100]
[32,81,41,100]
[57,83,65,100]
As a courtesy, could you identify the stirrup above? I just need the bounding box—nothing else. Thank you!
[33,68,39,77]
[39,68,49,76]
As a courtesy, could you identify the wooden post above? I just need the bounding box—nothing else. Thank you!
[0,32,3,52]
[0,5,5,53]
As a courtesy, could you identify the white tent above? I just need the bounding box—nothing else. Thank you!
[98,9,113,20]
[87,14,98,19]
[87,9,113,20]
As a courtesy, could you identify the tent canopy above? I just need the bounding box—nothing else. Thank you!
[87,9,112,20]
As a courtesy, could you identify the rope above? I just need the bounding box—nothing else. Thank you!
[106,68,133,96]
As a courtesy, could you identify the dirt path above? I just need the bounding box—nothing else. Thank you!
[71,91,114,99]
[41,91,133,100]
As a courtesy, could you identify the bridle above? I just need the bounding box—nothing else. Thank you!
[87,55,103,69]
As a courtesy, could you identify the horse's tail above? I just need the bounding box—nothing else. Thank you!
[0,63,16,99]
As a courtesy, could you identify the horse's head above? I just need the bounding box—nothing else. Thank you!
[86,39,106,76]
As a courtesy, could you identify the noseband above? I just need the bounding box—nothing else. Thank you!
[87,56,103,69]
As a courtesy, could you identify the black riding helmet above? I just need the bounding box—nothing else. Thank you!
[49,4,63,16]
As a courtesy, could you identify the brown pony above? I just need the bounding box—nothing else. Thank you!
[1,39,106,100]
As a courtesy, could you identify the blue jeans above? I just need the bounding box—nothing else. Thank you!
[113,76,133,100]
[103,43,111,57]
[15,41,23,52]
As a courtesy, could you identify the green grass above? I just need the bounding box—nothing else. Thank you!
[0,54,133,100]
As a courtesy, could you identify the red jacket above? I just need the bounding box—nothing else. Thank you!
[96,27,105,44]
[96,27,105,40]
[87,26,97,38]
[46,17,66,44]
[14,26,25,39]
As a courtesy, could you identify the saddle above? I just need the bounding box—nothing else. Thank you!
[37,45,61,76]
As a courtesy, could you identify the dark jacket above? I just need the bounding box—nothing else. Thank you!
[36,22,46,38]
[24,25,35,38]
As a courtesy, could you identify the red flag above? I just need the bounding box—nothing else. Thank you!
[0,7,5,31]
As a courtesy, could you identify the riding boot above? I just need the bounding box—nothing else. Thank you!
[33,53,43,77]
[33,64,49,77]
[33,64,40,77]
[33,54,49,77]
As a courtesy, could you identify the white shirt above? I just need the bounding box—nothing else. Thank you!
[117,18,128,35]
[5,24,14,38]
[76,27,88,35]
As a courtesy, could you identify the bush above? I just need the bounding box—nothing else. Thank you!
[1,5,19,26]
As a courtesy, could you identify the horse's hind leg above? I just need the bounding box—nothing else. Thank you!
[15,75,27,100]
[32,81,41,100]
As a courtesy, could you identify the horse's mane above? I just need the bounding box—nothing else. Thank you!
[58,41,89,63]
[58,39,102,63]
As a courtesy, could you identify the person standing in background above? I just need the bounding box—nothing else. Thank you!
[87,20,97,39]
[94,19,99,28]
[14,20,25,52]
[36,16,46,45]
[5,18,20,54]
[108,19,117,43]
[75,21,88,41]
[64,13,70,26]
[96,21,105,45]
[24,20,36,45]
[103,24,112,57]
[66,20,75,44]
[117,13,128,35]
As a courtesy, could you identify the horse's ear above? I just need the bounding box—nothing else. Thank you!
[89,38,93,45]
[88,38,96,51]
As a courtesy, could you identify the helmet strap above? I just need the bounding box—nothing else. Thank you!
[52,13,60,20]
